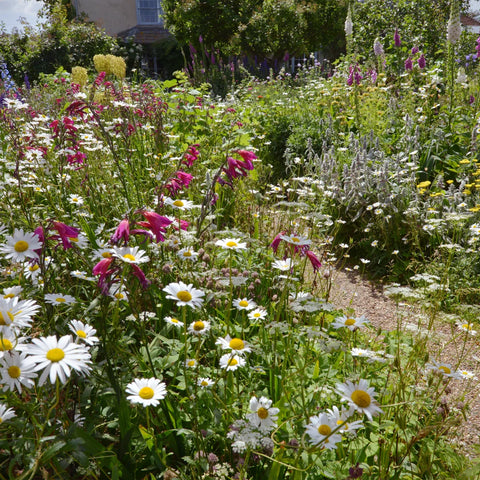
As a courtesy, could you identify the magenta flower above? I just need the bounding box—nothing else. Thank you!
[306,250,322,272]
[110,219,130,245]
[404,57,413,71]
[137,211,172,242]
[52,221,80,250]
[394,28,401,47]
[418,54,426,69]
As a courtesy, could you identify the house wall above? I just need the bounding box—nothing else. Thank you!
[73,0,137,36]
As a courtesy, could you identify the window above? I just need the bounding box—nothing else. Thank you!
[137,0,163,25]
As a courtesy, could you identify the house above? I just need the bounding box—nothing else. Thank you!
[71,0,174,76]
[461,13,480,34]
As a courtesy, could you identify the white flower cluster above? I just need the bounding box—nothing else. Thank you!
[227,396,278,453]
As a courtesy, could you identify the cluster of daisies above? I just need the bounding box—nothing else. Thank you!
[0,287,98,423]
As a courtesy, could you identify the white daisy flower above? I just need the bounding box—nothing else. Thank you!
[164,316,184,328]
[92,247,114,260]
[457,323,477,335]
[279,234,311,246]
[426,360,462,378]
[163,281,205,309]
[248,307,268,321]
[69,320,99,346]
[69,233,89,249]
[336,379,384,421]
[26,335,91,385]
[69,194,84,205]
[458,369,477,380]
[216,335,252,356]
[219,353,245,371]
[185,358,198,368]
[0,328,23,358]
[233,297,257,311]
[331,314,369,331]
[0,403,16,423]
[2,286,22,299]
[164,197,195,210]
[272,259,295,271]
[23,262,42,281]
[246,396,279,433]
[45,293,76,305]
[215,238,247,250]
[113,246,150,264]
[177,247,198,261]
[326,405,364,434]
[197,377,214,388]
[0,297,40,330]
[305,413,342,449]
[108,284,129,302]
[0,351,37,393]
[187,320,211,335]
[126,377,167,407]
[70,270,94,281]
[1,229,42,262]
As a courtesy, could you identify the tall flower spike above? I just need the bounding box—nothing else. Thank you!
[447,1,461,45]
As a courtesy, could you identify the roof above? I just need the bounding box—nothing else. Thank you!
[117,24,171,44]
[460,13,480,26]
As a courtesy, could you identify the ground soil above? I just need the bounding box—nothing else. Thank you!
[328,268,480,456]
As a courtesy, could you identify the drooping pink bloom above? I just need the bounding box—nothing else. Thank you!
[131,264,151,289]
[137,211,173,242]
[306,250,322,272]
[52,221,80,250]
[110,219,130,245]
[270,232,285,253]
[235,150,257,170]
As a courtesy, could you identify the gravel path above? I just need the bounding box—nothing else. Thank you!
[328,268,480,454]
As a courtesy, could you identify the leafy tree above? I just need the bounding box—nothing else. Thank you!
[163,0,348,64]
[350,0,470,61]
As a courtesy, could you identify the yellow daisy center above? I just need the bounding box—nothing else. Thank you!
[183,251,192,257]
[8,366,21,378]
[76,330,87,338]
[114,293,125,299]
[3,294,14,299]
[291,237,300,243]
[0,339,13,351]
[177,291,192,302]
[462,324,472,330]
[226,241,237,247]
[56,298,66,303]
[173,200,184,207]
[351,390,371,408]
[253,312,261,318]
[239,300,249,307]
[257,407,269,419]
[345,318,356,326]
[14,241,29,253]
[229,338,245,350]
[102,252,112,258]
[439,366,451,374]
[317,424,332,436]
[70,237,79,243]
[187,360,196,367]
[29,264,40,271]
[201,380,209,386]
[228,358,238,366]
[138,386,154,399]
[193,321,205,331]
[46,348,65,362]
[123,254,136,261]
[170,318,179,323]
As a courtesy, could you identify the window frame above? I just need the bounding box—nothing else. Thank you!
[136,0,163,25]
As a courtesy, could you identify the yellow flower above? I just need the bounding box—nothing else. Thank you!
[459,159,470,164]
[416,181,431,189]
[71,66,88,87]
